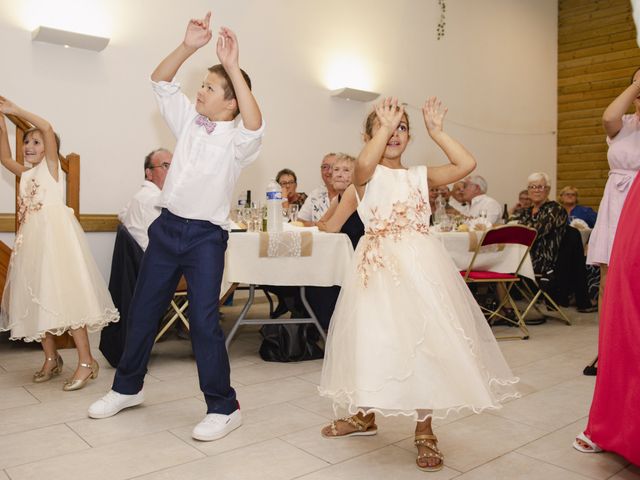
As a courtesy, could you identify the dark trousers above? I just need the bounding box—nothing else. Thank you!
[112,209,236,415]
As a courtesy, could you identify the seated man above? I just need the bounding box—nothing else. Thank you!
[298,152,338,226]
[100,148,175,365]
[448,180,468,214]
[462,174,502,224]
[118,148,173,250]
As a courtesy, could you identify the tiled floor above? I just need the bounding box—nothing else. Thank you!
[0,296,638,480]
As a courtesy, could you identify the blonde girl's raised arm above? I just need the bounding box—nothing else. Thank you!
[0,113,28,177]
[421,97,477,187]
[353,97,405,187]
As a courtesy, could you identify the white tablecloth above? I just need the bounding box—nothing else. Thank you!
[224,230,354,286]
[433,231,535,280]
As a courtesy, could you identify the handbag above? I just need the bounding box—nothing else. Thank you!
[259,323,324,362]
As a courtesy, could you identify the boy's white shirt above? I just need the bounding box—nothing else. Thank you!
[152,79,264,230]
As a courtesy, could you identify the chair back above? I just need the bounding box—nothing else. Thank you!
[479,225,537,248]
[464,225,538,280]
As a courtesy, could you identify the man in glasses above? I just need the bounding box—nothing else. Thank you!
[119,148,173,250]
[298,152,338,226]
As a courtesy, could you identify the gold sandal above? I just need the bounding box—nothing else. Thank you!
[321,414,377,438]
[33,354,64,383]
[415,433,444,472]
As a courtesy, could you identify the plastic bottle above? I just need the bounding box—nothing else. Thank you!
[266,179,283,233]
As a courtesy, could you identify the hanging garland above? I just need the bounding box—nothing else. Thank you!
[437,0,446,40]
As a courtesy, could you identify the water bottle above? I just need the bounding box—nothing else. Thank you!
[266,179,283,233]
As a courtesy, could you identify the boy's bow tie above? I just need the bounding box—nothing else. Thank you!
[195,115,217,134]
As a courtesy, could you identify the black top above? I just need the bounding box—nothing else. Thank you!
[338,194,365,249]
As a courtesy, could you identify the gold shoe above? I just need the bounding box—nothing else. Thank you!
[33,354,64,383]
[63,360,99,391]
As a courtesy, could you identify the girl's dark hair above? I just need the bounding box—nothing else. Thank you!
[276,168,297,183]
[23,128,61,157]
[364,108,410,139]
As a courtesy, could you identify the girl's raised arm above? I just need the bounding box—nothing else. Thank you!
[0,113,28,177]
[353,97,405,187]
[422,97,476,187]
[317,185,358,233]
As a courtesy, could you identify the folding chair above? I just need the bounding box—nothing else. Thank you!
[155,276,190,342]
[460,225,538,340]
[515,272,572,325]
[154,280,240,343]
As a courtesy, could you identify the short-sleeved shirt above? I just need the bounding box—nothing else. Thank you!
[152,79,265,229]
[298,185,330,222]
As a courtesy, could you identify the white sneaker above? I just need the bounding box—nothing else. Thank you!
[88,390,144,419]
[192,409,242,441]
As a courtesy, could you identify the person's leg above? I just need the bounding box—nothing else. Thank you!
[415,411,444,470]
[598,264,608,314]
[112,214,182,395]
[34,333,62,381]
[181,222,236,415]
[68,326,94,380]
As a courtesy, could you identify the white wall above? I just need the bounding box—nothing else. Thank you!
[0,0,558,279]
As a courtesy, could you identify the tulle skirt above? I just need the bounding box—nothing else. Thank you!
[0,205,119,341]
[319,231,519,421]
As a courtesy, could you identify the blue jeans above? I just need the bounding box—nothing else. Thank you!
[112,209,236,414]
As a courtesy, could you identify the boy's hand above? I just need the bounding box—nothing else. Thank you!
[216,27,239,70]
[184,12,212,49]
[374,97,405,137]
[422,96,447,137]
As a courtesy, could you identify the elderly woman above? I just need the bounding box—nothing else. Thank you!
[519,172,596,314]
[518,173,567,276]
[558,186,597,228]
[276,168,307,209]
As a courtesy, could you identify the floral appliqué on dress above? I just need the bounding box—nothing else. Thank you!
[14,179,43,253]
[358,187,431,287]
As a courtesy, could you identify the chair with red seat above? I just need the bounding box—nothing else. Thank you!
[460,225,538,340]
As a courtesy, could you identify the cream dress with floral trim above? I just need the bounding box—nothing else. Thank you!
[319,165,519,420]
[0,160,119,341]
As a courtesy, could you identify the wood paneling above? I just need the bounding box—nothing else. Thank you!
[557,0,640,208]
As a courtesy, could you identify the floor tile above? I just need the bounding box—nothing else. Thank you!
[5,431,204,480]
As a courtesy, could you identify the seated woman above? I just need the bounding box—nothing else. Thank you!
[277,168,307,210]
[310,155,365,330]
[558,185,597,228]
[317,154,363,248]
[518,172,596,315]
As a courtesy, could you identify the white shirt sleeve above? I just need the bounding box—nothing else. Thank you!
[151,79,197,139]
[234,119,266,168]
[486,198,503,225]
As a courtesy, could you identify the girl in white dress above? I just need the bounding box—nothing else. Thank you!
[0,97,118,391]
[318,97,519,472]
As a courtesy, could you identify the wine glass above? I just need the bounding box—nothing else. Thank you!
[288,204,299,223]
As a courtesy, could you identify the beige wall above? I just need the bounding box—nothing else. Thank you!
[0,0,558,278]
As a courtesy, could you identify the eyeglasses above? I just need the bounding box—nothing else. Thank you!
[527,184,548,191]
[279,180,296,187]
[148,162,171,170]
[320,164,333,171]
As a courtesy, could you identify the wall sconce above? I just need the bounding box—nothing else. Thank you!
[32,26,109,51]
[330,87,380,102]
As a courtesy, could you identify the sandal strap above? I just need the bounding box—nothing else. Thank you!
[342,415,372,431]
[415,433,438,442]
[79,362,93,368]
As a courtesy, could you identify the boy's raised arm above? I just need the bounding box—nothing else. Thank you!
[151,12,213,82]
[216,27,262,131]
